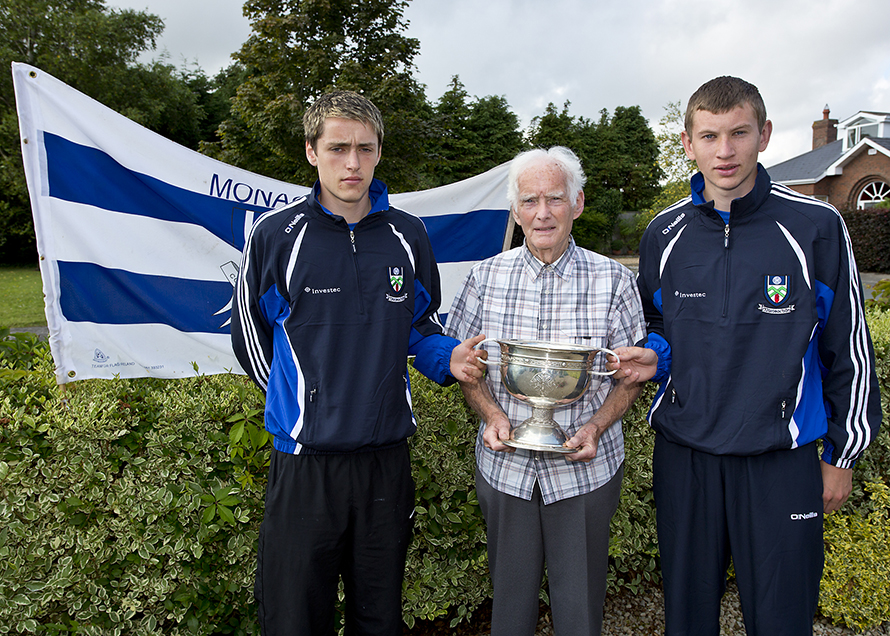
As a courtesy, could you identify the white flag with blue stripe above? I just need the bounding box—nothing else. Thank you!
[13,63,512,384]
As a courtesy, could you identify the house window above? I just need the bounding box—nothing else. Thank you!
[847,123,880,148]
[857,181,890,209]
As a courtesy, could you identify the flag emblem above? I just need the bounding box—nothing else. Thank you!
[389,267,403,293]
[765,275,789,306]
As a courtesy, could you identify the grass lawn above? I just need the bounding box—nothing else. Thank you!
[0,264,46,327]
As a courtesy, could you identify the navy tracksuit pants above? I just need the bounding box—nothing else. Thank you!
[653,433,824,636]
[255,444,415,636]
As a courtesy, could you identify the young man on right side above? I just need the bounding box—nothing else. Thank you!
[610,76,881,635]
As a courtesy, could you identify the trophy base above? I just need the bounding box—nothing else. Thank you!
[503,438,578,454]
[505,417,578,454]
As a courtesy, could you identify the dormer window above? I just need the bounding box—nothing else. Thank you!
[847,123,879,148]
[841,112,890,151]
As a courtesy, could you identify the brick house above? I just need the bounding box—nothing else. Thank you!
[767,108,890,210]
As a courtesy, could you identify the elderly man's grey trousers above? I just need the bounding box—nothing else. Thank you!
[476,463,623,636]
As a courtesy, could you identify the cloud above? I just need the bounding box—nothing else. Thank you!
[110,0,890,167]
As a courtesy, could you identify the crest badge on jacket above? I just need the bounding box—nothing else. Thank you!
[765,275,790,306]
[389,267,404,293]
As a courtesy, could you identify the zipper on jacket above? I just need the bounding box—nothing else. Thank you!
[310,387,317,403]
[349,229,366,314]
[671,388,676,404]
[722,224,731,317]
[779,398,795,420]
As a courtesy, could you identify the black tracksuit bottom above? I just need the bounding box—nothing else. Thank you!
[653,433,824,636]
[255,443,415,636]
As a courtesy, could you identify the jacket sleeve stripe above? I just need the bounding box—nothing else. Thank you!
[285,223,308,291]
[839,216,874,465]
[773,185,877,466]
[235,212,278,389]
[659,225,687,279]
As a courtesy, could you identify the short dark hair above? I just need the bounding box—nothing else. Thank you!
[685,76,767,134]
[303,90,384,150]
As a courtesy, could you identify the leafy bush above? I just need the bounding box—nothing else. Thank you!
[815,309,890,630]
[843,207,890,273]
[1,309,890,632]
[821,482,890,631]
[0,344,266,635]
[867,279,890,310]
[404,369,490,628]
[607,383,659,593]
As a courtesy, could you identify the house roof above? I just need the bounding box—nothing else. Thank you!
[768,137,890,185]
[838,111,890,128]
[768,109,890,185]
[767,139,843,184]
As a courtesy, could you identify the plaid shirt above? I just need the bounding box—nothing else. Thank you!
[446,239,646,504]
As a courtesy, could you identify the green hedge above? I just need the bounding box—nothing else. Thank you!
[843,207,890,273]
[0,336,265,635]
[1,310,890,633]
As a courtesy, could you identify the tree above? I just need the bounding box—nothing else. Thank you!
[0,0,221,263]
[528,103,662,211]
[655,100,696,185]
[427,76,523,187]
[465,94,523,171]
[595,105,662,211]
[525,101,661,251]
[527,101,579,150]
[205,0,432,192]
[636,100,699,234]
[429,76,476,186]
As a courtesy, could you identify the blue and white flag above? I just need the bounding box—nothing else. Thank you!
[13,63,512,384]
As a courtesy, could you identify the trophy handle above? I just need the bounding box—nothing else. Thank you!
[474,337,502,367]
[590,347,619,376]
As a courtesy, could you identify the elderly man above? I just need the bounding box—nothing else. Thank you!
[446,146,647,636]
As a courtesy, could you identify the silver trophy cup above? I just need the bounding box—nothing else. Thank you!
[477,338,618,453]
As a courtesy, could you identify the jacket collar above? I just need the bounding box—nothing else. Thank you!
[690,164,772,222]
[307,178,390,223]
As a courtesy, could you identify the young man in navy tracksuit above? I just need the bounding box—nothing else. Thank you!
[610,76,881,635]
[231,90,486,636]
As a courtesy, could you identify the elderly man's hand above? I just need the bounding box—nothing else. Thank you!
[564,420,606,462]
[606,346,658,384]
[450,334,488,383]
[482,414,514,453]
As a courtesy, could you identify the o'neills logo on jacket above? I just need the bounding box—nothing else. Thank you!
[661,212,686,235]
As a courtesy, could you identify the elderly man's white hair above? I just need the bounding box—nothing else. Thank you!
[506,146,587,209]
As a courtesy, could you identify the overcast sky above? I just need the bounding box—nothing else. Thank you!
[111,0,890,168]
